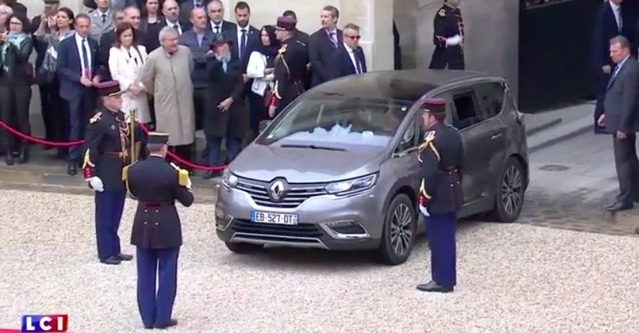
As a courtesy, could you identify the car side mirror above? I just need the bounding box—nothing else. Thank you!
[259,120,271,132]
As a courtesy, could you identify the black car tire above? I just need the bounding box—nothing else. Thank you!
[376,193,417,265]
[489,156,526,223]
[225,242,264,254]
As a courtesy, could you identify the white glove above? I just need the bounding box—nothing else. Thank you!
[186,177,192,190]
[86,177,104,192]
[419,204,430,217]
[446,34,462,47]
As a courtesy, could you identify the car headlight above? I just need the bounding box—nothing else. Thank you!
[221,169,239,188]
[325,174,377,196]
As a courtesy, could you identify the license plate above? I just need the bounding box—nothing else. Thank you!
[250,211,299,225]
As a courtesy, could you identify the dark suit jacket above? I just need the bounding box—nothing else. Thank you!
[329,45,367,80]
[31,16,52,71]
[56,35,100,101]
[232,25,259,70]
[294,29,310,46]
[158,18,192,35]
[309,28,342,87]
[603,57,639,134]
[99,29,150,81]
[179,29,215,88]
[592,3,635,69]
[207,19,236,36]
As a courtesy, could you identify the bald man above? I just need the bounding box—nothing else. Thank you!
[180,7,214,134]
[160,0,191,35]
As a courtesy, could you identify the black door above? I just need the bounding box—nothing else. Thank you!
[518,0,602,112]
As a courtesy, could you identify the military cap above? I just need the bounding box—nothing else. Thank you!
[276,16,296,31]
[421,98,446,115]
[96,80,124,97]
[147,132,169,145]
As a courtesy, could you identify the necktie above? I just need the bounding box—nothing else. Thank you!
[101,14,106,24]
[222,60,227,73]
[240,28,247,59]
[194,1,201,8]
[214,25,220,34]
[81,38,91,79]
[173,24,180,34]
[354,50,363,74]
[329,32,337,47]
[612,64,622,78]
[617,8,623,31]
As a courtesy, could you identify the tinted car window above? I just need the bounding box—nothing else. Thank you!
[475,82,505,119]
[258,97,413,147]
[451,90,482,129]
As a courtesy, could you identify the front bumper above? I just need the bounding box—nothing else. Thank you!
[214,183,384,251]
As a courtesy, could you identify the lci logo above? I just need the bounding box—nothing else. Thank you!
[20,315,68,332]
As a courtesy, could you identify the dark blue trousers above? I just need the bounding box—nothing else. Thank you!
[424,212,457,288]
[136,247,180,328]
[94,189,126,260]
[206,135,242,166]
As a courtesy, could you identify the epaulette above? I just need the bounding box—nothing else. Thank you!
[89,112,101,124]
[278,44,287,54]
[438,8,446,17]
[170,162,190,187]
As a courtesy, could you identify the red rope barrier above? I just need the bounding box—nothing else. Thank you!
[0,120,228,171]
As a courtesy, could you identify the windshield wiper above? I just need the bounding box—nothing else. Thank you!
[280,144,347,151]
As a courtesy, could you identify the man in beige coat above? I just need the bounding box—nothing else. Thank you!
[139,26,195,163]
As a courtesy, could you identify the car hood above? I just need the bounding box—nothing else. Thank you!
[230,143,384,183]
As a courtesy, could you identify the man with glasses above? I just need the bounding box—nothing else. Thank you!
[329,23,367,80]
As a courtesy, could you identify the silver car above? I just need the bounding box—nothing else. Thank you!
[215,70,529,265]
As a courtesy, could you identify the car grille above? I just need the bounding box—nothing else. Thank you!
[235,178,327,208]
[231,219,323,238]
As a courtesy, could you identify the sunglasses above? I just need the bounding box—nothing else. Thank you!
[346,35,361,40]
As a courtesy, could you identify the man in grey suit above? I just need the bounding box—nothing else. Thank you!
[601,35,639,212]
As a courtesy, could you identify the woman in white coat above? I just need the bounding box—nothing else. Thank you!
[246,25,280,136]
[107,22,151,125]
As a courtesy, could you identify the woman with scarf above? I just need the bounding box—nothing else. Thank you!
[203,33,246,179]
[246,25,280,137]
[0,13,33,165]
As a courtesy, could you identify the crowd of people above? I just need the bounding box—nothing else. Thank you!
[0,0,388,177]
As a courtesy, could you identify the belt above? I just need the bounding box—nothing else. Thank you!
[140,202,173,208]
[103,151,126,157]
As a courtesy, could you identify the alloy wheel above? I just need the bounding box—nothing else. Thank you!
[389,203,413,256]
[501,165,523,217]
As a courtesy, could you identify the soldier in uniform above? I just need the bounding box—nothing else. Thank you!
[268,16,309,118]
[123,132,194,329]
[83,80,145,265]
[415,98,464,293]
[428,0,465,70]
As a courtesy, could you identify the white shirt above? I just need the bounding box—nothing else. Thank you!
[74,33,92,79]
[610,1,623,31]
[236,26,248,58]
[166,20,182,34]
[343,43,361,74]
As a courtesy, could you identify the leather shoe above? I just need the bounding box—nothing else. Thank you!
[605,201,633,212]
[416,281,453,293]
[117,253,133,261]
[99,256,121,265]
[67,163,77,176]
[154,319,178,329]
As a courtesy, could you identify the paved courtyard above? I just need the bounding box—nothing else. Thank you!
[0,190,638,333]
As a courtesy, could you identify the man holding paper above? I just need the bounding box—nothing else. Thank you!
[429,0,465,70]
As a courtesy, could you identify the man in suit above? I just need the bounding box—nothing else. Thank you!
[206,0,235,37]
[329,23,367,80]
[232,1,258,66]
[99,6,148,80]
[309,5,342,87]
[592,0,634,134]
[179,0,206,23]
[56,14,101,175]
[160,0,191,35]
[600,35,639,212]
[124,132,194,329]
[88,0,115,43]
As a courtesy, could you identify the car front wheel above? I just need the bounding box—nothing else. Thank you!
[490,156,525,223]
[225,242,264,254]
[376,194,416,265]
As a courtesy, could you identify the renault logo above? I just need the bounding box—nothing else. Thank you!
[269,180,286,200]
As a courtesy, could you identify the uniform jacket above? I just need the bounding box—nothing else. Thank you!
[603,57,639,134]
[127,156,194,249]
[205,56,246,138]
[108,45,151,123]
[273,37,308,113]
[418,122,464,215]
[432,4,464,48]
[56,34,100,101]
[308,28,342,87]
[82,107,144,191]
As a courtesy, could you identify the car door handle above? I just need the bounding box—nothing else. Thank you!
[491,133,503,140]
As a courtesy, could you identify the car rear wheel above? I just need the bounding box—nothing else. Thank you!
[225,242,264,254]
[489,156,525,223]
[376,194,416,265]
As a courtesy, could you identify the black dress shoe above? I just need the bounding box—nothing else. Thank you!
[117,253,133,261]
[416,281,454,293]
[99,256,122,265]
[5,155,14,166]
[154,319,178,329]
[605,201,633,212]
[67,164,77,176]
[18,148,29,164]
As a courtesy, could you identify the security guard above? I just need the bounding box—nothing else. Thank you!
[124,132,194,329]
[428,0,465,70]
[268,16,309,117]
[83,80,144,265]
[415,98,464,293]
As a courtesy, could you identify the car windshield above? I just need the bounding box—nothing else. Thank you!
[258,96,413,148]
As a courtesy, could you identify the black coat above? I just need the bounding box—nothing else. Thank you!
[127,156,194,249]
[205,57,246,138]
